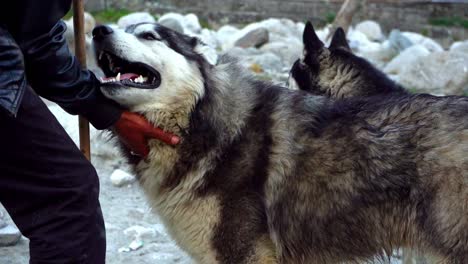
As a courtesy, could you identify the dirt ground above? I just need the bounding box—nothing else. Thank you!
[0,172,192,264]
[0,164,191,264]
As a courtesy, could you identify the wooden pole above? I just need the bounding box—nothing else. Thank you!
[326,0,363,41]
[72,0,91,161]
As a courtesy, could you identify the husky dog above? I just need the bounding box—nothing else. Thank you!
[289,22,408,98]
[288,23,468,264]
[92,23,468,263]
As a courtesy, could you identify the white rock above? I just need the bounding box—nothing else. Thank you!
[184,13,202,33]
[117,12,156,29]
[237,52,285,73]
[0,210,6,229]
[197,28,219,49]
[347,28,372,51]
[355,20,384,42]
[128,239,144,250]
[158,13,185,33]
[224,47,263,58]
[316,26,331,44]
[258,18,301,40]
[234,27,269,48]
[66,12,95,34]
[397,51,468,95]
[388,29,414,52]
[118,246,131,253]
[217,25,240,50]
[260,39,302,66]
[450,40,468,54]
[401,32,444,52]
[84,12,96,34]
[384,45,431,75]
[0,225,21,246]
[296,22,306,38]
[110,169,136,187]
[359,41,398,69]
[124,225,156,240]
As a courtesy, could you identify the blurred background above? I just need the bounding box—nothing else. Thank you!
[0,0,466,263]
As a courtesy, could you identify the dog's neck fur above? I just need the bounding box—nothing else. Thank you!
[317,49,406,98]
[141,55,256,147]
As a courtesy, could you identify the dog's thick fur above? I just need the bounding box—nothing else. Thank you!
[93,23,468,263]
[289,22,408,99]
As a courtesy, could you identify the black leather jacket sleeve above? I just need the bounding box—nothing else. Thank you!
[21,21,122,130]
[0,27,27,117]
[1,0,122,129]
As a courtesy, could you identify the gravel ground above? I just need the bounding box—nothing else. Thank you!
[0,161,191,264]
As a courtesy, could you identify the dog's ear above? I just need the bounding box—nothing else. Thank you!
[329,27,350,51]
[303,21,324,53]
[192,38,218,65]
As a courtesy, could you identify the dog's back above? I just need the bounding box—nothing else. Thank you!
[268,91,468,263]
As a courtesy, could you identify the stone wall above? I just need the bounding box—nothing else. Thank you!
[86,0,467,39]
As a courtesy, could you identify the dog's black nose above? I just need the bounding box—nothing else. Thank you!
[92,25,113,39]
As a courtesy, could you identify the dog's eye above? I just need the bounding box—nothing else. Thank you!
[140,32,158,41]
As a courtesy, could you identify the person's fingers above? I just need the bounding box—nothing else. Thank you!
[146,127,180,146]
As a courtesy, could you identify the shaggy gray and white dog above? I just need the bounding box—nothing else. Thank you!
[93,23,468,264]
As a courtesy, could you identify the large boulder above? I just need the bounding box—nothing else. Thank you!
[396,51,468,95]
[234,27,269,48]
[401,32,444,52]
[450,40,468,54]
[355,20,384,42]
[217,25,240,50]
[117,12,155,29]
[158,13,185,33]
[388,29,414,52]
[0,225,21,246]
[347,28,375,51]
[158,13,202,34]
[184,13,202,34]
[384,45,431,75]
[359,41,399,69]
[0,211,21,247]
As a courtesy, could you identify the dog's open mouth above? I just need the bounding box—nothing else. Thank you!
[97,51,161,89]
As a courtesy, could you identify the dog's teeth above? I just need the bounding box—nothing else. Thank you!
[99,52,103,60]
[116,73,121,82]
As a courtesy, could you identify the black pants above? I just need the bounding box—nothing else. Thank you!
[0,87,106,264]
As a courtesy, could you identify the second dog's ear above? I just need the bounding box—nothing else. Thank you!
[303,21,324,53]
[329,27,350,51]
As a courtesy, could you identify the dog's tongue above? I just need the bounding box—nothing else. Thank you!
[102,73,139,81]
